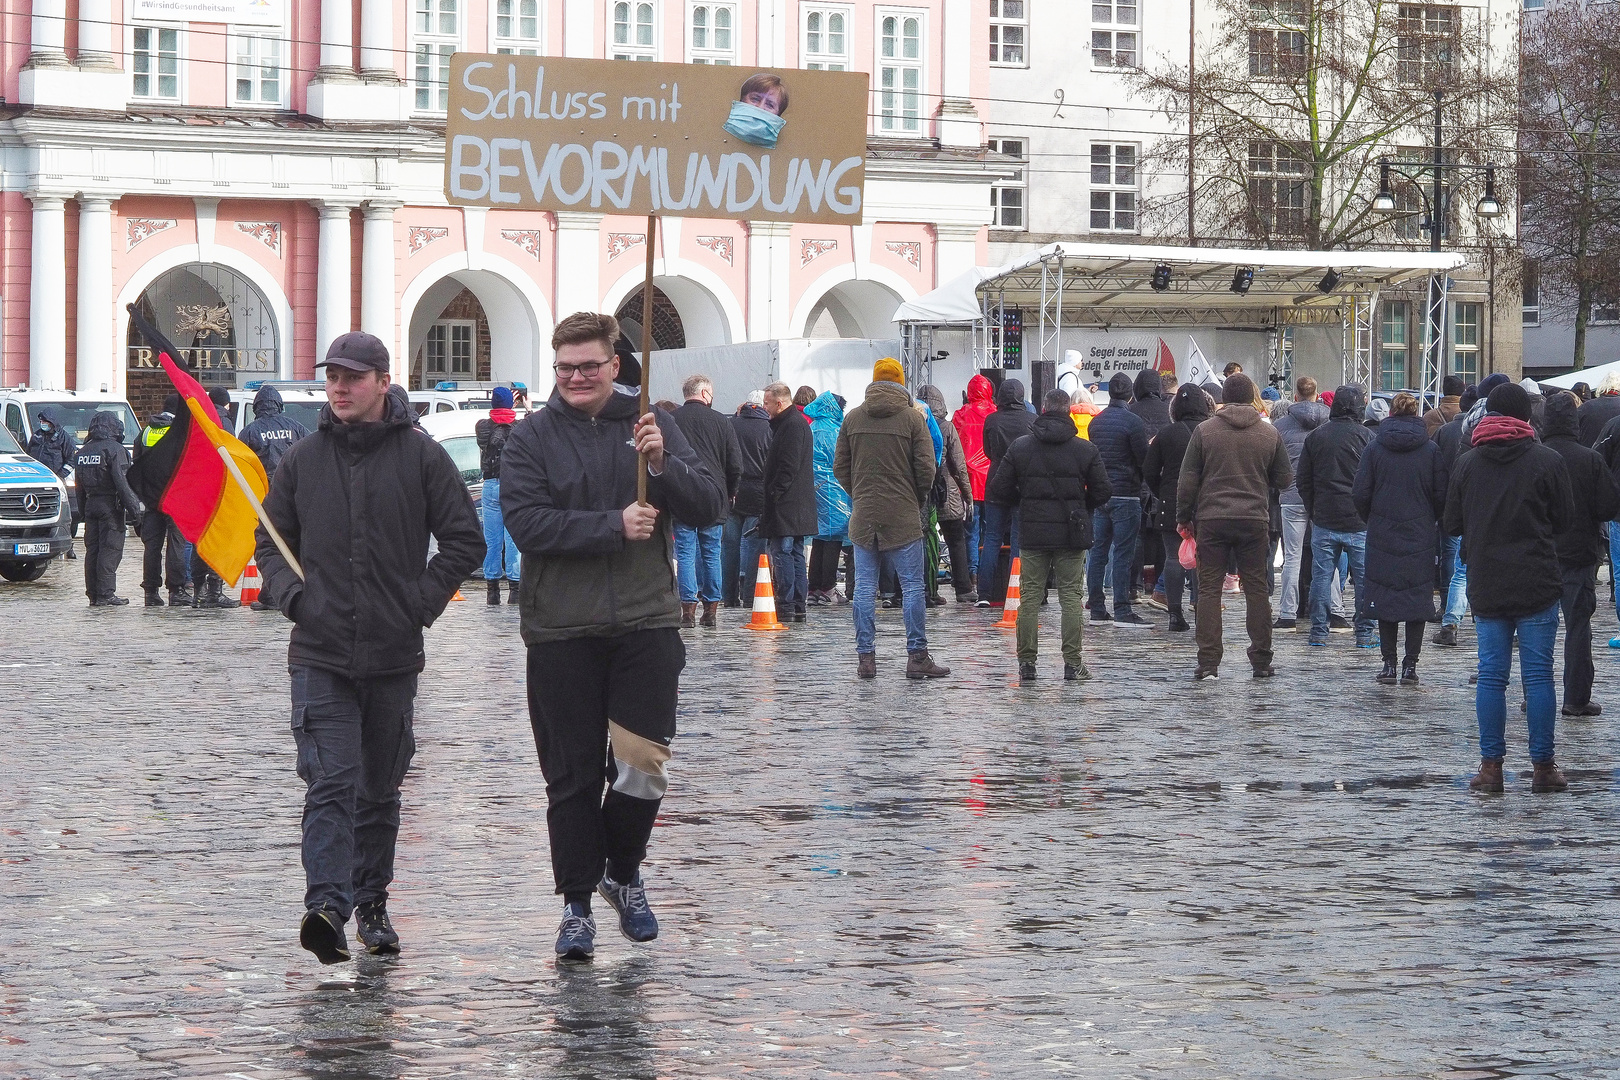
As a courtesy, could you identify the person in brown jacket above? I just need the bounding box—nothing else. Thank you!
[1423,375,1466,438]
[1176,373,1294,680]
[833,358,947,680]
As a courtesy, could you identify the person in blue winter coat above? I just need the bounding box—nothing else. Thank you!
[804,390,852,604]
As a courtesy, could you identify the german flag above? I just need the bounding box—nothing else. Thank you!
[125,306,269,586]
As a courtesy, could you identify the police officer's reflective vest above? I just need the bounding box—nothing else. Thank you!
[141,423,169,448]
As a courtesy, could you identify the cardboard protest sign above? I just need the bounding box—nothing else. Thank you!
[445,57,870,225]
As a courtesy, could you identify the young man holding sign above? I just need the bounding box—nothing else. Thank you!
[500,313,726,962]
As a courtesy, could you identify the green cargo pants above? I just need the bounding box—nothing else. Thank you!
[1014,548,1086,667]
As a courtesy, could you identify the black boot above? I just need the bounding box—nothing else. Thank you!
[487,580,502,605]
[144,589,165,607]
[1400,658,1419,686]
[1377,658,1398,684]
[1167,608,1189,632]
[507,580,520,605]
[212,577,240,608]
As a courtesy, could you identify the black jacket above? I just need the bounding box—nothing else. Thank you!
[1443,425,1574,620]
[240,386,310,478]
[1577,394,1620,448]
[26,408,77,479]
[1127,369,1173,441]
[760,405,818,538]
[981,379,1036,498]
[475,415,514,480]
[730,403,772,517]
[1543,392,1620,569]
[1088,399,1149,496]
[1434,412,1467,475]
[986,412,1112,550]
[1298,390,1375,531]
[1143,387,1212,530]
[1352,414,1446,623]
[501,390,726,642]
[72,411,139,517]
[254,394,485,679]
[671,399,742,525]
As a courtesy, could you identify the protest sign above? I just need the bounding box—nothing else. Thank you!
[444,56,870,225]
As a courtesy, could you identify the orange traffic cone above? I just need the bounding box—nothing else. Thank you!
[239,560,261,605]
[745,553,786,632]
[452,589,466,601]
[994,557,1022,628]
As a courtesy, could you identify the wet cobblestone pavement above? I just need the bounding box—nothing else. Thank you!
[4,547,1620,1079]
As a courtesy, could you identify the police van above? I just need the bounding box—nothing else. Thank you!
[408,381,529,417]
[0,387,139,533]
[0,420,72,582]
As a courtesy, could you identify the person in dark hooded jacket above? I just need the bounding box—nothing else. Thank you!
[1086,372,1151,624]
[134,396,188,605]
[979,378,1035,605]
[1352,393,1446,685]
[241,384,311,478]
[26,405,77,480]
[988,388,1112,681]
[1272,377,1328,628]
[73,410,142,606]
[1444,382,1575,794]
[1542,390,1619,716]
[1576,382,1620,447]
[1143,383,1211,632]
[1297,385,1376,646]
[1129,369,1173,440]
[759,381,818,620]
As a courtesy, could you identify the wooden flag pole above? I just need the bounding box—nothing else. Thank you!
[636,212,658,506]
[217,444,305,582]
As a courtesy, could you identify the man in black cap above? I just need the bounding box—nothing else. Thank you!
[1085,372,1150,626]
[255,330,484,963]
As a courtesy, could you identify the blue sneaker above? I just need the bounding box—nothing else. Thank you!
[555,902,596,962]
[1307,637,1329,647]
[598,872,660,942]
[1609,637,1620,649]
[1355,636,1378,649]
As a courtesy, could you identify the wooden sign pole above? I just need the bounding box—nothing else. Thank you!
[637,212,657,506]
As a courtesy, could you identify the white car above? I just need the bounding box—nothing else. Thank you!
[0,421,72,581]
[0,387,140,527]
[418,409,490,522]
[409,381,531,417]
[228,382,329,438]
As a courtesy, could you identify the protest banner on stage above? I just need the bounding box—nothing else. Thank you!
[444,57,870,225]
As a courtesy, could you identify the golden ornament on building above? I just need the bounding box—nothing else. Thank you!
[175,304,232,337]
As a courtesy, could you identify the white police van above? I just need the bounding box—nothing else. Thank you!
[0,421,72,582]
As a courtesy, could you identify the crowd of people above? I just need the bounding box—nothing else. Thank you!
[27,311,1618,969]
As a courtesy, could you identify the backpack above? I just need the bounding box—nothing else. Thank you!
[481,421,510,478]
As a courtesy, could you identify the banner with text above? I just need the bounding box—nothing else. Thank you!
[445,57,870,224]
[132,0,282,24]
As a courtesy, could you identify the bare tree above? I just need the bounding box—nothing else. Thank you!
[1131,0,1516,250]
[1519,0,1620,369]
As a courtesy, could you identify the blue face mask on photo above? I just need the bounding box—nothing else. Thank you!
[723,100,786,149]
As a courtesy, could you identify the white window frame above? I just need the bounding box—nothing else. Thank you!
[1089,142,1140,233]
[230,29,288,108]
[1091,0,1138,70]
[492,0,542,54]
[1452,301,1481,382]
[129,23,183,103]
[1379,300,1409,390]
[989,0,1027,67]
[803,5,852,70]
[611,1,659,61]
[687,1,736,64]
[988,136,1028,230]
[875,7,926,135]
[426,320,477,378]
[413,0,462,113]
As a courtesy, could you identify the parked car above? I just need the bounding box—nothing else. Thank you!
[409,381,529,417]
[0,421,72,582]
[1,387,140,529]
[229,381,329,437]
[418,409,488,524]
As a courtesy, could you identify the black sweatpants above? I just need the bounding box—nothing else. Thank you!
[526,628,684,904]
[82,495,125,602]
[140,509,186,593]
[809,539,846,593]
[1378,620,1425,663]
[1561,563,1598,709]
[940,518,973,596]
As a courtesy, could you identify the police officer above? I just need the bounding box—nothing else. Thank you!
[74,410,141,607]
[239,385,310,611]
[26,407,78,560]
[135,395,191,607]
[190,386,243,609]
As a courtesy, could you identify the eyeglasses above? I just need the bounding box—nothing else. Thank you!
[553,361,608,380]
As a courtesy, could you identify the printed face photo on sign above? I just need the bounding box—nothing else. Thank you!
[444,57,867,225]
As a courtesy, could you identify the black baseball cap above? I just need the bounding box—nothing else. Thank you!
[317,331,390,372]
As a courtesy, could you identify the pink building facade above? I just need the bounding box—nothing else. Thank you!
[1,0,1002,407]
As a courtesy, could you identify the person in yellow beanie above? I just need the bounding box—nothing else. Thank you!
[873,357,905,384]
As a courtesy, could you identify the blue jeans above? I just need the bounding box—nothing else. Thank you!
[675,521,724,603]
[770,535,808,616]
[1087,496,1142,615]
[1609,522,1620,624]
[1442,536,1468,628]
[965,503,981,578]
[1475,601,1559,763]
[853,538,927,654]
[480,477,520,582]
[978,501,1020,601]
[1309,527,1373,640]
[725,512,764,604]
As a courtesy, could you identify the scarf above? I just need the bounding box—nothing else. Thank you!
[490,407,516,425]
[1471,414,1536,446]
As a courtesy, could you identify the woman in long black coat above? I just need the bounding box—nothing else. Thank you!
[1352,393,1446,685]
[1142,383,1211,632]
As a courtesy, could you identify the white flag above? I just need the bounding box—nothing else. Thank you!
[1184,337,1215,388]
